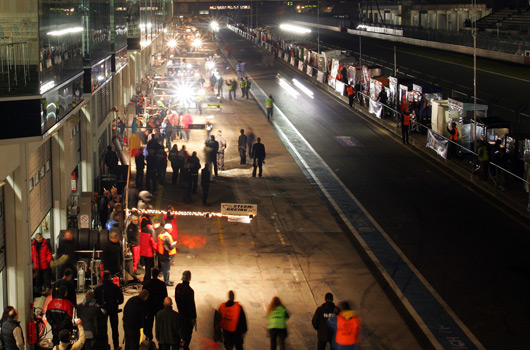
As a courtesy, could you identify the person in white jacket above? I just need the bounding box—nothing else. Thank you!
[215,130,227,171]
[54,319,85,350]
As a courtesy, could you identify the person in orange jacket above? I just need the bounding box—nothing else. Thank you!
[217,291,247,350]
[327,301,361,350]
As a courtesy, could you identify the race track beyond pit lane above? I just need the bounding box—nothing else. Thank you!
[218,27,530,350]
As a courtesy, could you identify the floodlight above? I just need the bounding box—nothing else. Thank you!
[279,24,311,34]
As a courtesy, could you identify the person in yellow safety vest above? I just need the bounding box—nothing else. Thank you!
[226,79,235,101]
[239,78,246,98]
[266,95,274,121]
[157,224,177,286]
[327,301,361,350]
[401,109,411,145]
[217,290,247,350]
[346,84,355,108]
[267,296,289,350]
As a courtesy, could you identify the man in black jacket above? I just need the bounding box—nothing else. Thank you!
[123,289,149,350]
[94,270,124,350]
[311,292,336,350]
[142,268,168,341]
[102,230,123,276]
[205,135,219,177]
[175,270,197,350]
[52,268,77,306]
[251,137,266,178]
[156,297,182,350]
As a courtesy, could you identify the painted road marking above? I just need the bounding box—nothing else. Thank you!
[334,135,364,147]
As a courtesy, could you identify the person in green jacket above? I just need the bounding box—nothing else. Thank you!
[267,296,289,350]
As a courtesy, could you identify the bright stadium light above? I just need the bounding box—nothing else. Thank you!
[210,21,220,32]
[167,39,177,48]
[279,23,311,34]
[191,38,203,48]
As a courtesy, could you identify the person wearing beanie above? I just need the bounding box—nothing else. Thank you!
[55,319,85,350]
[312,293,336,350]
[175,271,197,350]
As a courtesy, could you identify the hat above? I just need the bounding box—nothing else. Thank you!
[164,223,173,230]
[325,293,333,301]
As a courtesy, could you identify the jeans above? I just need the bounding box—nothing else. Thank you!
[217,152,225,170]
[239,147,246,164]
[267,107,273,120]
[269,328,287,350]
[161,256,172,284]
[252,158,263,177]
[143,256,154,282]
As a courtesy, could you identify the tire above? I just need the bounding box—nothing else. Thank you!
[78,228,90,251]
[88,230,99,251]
[98,229,109,251]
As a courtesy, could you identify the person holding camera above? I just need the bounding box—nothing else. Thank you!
[53,318,85,350]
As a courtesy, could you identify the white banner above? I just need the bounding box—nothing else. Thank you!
[221,203,258,217]
[426,130,449,159]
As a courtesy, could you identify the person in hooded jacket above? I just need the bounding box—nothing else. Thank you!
[31,232,53,294]
[76,290,105,350]
[312,293,336,350]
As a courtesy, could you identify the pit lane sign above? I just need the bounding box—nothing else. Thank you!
[221,203,257,217]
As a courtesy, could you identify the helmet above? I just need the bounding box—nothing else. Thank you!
[106,219,118,231]
[139,190,153,202]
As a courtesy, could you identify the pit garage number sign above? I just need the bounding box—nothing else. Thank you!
[221,203,257,217]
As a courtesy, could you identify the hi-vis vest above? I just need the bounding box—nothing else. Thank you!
[402,113,411,126]
[335,314,360,345]
[267,305,287,329]
[218,302,241,332]
[346,85,354,96]
[450,127,459,141]
[157,231,176,255]
[266,98,273,108]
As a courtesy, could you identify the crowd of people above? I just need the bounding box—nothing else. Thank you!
[1,283,361,350]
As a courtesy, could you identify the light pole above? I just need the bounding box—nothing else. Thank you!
[472,0,477,152]
[317,0,320,53]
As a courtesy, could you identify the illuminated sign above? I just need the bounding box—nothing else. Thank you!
[209,5,250,10]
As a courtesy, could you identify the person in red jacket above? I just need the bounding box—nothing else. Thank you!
[140,224,157,283]
[182,113,193,142]
[31,233,53,294]
[46,285,74,345]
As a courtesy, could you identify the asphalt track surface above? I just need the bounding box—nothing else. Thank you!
[298,27,530,130]
[220,28,530,349]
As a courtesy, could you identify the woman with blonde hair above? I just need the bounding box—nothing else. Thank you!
[267,296,289,350]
